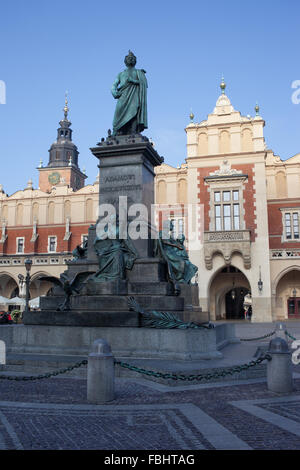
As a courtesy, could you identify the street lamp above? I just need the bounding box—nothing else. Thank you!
[24,259,32,313]
[231,280,236,301]
[258,266,263,292]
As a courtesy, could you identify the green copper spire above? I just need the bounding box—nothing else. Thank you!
[255,102,260,116]
[189,108,194,122]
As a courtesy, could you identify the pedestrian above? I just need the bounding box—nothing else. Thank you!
[247,306,252,321]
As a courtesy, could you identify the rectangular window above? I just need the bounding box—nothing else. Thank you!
[233,204,240,230]
[293,213,299,239]
[48,236,57,253]
[283,211,300,240]
[223,204,231,230]
[214,191,221,202]
[285,213,291,239]
[168,218,185,238]
[233,190,239,201]
[215,205,222,231]
[178,219,184,237]
[16,237,24,254]
[223,191,230,202]
[170,219,176,238]
[214,190,240,231]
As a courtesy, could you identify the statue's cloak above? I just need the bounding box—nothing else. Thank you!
[112,69,148,134]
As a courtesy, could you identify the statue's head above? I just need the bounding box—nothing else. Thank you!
[124,50,137,68]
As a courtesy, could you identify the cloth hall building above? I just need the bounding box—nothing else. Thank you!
[0,84,300,322]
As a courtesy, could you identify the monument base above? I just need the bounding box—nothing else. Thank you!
[0,323,238,361]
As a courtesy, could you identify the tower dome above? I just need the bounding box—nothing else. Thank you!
[38,94,87,192]
[47,94,79,168]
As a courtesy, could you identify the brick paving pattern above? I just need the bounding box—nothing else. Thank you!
[1,321,300,450]
[0,376,300,449]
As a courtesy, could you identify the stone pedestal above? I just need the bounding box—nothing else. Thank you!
[0,324,237,360]
[91,133,163,258]
[24,134,203,328]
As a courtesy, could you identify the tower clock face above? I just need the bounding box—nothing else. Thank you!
[48,172,60,185]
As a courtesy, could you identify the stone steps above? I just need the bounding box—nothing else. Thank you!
[44,294,185,311]
[23,310,141,327]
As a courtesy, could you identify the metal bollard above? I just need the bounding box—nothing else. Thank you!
[0,340,5,365]
[267,337,293,393]
[87,339,115,404]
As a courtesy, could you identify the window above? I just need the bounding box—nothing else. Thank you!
[170,219,176,238]
[81,234,88,244]
[178,219,184,237]
[48,236,57,253]
[168,218,185,238]
[214,190,240,231]
[16,237,24,254]
[284,211,300,240]
[157,180,167,204]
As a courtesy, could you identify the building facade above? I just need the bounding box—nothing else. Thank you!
[1,85,300,321]
[0,98,99,303]
[155,79,300,322]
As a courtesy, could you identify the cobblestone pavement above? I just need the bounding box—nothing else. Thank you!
[1,375,300,450]
[1,321,300,451]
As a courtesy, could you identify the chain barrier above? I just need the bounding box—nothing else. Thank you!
[0,326,297,383]
[285,330,297,341]
[239,329,300,343]
[0,352,274,384]
[0,359,88,381]
[114,354,271,382]
[239,330,276,342]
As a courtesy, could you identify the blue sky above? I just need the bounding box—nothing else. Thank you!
[0,0,299,195]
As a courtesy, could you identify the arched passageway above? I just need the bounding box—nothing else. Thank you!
[275,269,300,319]
[209,266,251,321]
[0,273,18,299]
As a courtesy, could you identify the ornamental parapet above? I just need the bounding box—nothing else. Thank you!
[203,230,251,270]
[0,254,73,267]
[270,249,300,259]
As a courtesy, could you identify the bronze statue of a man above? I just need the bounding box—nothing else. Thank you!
[111,51,148,135]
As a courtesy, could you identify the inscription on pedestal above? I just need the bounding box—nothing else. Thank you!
[101,174,142,194]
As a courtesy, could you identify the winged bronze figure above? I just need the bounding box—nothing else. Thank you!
[39,271,95,311]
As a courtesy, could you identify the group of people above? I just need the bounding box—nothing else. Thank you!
[0,311,13,324]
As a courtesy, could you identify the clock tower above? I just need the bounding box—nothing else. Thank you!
[38,95,87,192]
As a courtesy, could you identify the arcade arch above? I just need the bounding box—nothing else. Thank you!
[0,272,18,299]
[208,265,251,320]
[29,272,59,299]
[273,267,300,319]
